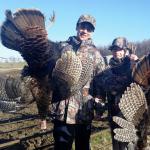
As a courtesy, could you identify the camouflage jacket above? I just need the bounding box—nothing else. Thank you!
[51,36,106,124]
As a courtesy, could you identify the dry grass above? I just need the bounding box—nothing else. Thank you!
[72,119,112,150]
[91,129,112,150]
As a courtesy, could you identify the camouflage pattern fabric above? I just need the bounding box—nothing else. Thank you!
[77,14,96,29]
[51,36,105,124]
[109,37,128,51]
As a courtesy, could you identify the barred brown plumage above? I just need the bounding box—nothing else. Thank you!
[113,83,148,144]
[0,77,15,102]
[77,50,93,87]
[119,83,147,126]
[52,50,92,101]
[113,128,137,143]
[113,116,135,130]
[0,100,20,112]
[0,76,34,112]
[52,50,82,87]
[52,50,94,101]
[71,53,93,95]
[113,117,137,142]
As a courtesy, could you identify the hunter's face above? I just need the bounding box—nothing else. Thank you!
[112,49,125,60]
[76,22,94,41]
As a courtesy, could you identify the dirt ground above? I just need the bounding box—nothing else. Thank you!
[0,102,110,150]
[1,69,150,150]
[0,69,110,150]
[0,69,54,149]
[0,102,55,150]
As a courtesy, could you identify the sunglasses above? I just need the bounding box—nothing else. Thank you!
[79,22,94,32]
[111,46,124,51]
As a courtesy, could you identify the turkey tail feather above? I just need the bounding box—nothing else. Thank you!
[13,9,45,29]
[1,9,46,52]
[132,53,150,88]
[0,9,57,71]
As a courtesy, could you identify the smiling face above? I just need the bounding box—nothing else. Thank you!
[76,22,94,41]
[112,49,125,60]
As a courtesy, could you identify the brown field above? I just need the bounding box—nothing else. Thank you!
[0,104,111,150]
[0,64,112,150]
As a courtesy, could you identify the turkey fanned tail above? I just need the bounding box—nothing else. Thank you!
[132,53,150,88]
[1,9,61,74]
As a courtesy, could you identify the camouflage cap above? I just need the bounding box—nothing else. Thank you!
[77,14,96,29]
[109,37,128,51]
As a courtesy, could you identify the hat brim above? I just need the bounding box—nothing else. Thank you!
[77,21,95,30]
[109,45,124,51]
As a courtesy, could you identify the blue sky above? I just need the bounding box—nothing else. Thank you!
[0,0,150,58]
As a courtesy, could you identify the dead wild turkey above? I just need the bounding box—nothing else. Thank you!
[0,9,57,114]
[0,9,92,115]
[113,53,150,149]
